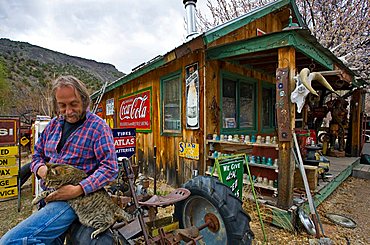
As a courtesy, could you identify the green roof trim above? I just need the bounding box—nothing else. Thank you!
[206,30,333,70]
[91,56,166,99]
[288,32,333,69]
[203,0,304,45]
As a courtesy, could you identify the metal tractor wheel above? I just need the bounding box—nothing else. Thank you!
[174,175,254,245]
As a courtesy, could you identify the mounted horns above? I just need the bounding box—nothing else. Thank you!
[299,68,335,96]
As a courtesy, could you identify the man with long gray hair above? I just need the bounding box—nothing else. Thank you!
[0,75,118,244]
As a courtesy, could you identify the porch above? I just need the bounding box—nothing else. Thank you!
[262,156,361,228]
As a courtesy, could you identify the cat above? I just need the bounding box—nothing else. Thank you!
[32,163,133,239]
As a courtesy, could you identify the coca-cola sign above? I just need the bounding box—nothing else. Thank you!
[118,88,152,132]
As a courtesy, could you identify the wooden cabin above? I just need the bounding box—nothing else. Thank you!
[91,0,366,210]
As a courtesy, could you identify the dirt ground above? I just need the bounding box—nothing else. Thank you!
[1,158,369,244]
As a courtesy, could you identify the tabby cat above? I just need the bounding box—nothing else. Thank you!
[32,163,133,239]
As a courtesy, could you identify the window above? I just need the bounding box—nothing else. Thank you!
[261,82,276,131]
[221,72,256,133]
[161,71,182,134]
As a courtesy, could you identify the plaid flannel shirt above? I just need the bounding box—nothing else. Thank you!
[31,111,118,195]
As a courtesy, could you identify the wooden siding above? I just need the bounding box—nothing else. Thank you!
[207,13,284,48]
[98,51,205,186]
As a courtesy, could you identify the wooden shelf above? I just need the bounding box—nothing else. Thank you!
[207,140,278,149]
[243,180,277,191]
[248,162,278,170]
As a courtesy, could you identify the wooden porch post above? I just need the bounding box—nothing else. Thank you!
[276,47,296,209]
[348,89,363,156]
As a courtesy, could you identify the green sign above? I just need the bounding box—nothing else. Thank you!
[213,154,245,199]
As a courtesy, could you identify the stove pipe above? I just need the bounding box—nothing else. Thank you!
[183,0,198,40]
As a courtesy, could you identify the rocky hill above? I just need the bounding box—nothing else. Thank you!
[0,38,124,119]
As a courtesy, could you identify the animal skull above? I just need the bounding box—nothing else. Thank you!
[290,68,335,113]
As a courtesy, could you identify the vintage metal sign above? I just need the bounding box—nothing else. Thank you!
[95,105,104,118]
[179,142,199,160]
[0,119,18,146]
[0,186,18,199]
[0,165,19,177]
[0,177,17,188]
[0,117,20,205]
[0,156,17,167]
[185,63,199,129]
[118,88,152,132]
[0,146,18,157]
[112,128,136,159]
[106,98,114,116]
[20,136,30,146]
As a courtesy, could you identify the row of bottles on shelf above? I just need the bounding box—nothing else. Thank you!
[247,155,278,168]
[207,133,278,144]
[244,174,278,188]
[208,147,279,168]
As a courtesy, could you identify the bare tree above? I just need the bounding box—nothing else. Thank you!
[197,0,370,83]
[197,0,273,32]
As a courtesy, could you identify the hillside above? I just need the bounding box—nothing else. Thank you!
[0,38,124,119]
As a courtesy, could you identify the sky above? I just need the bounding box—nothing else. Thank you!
[0,0,211,73]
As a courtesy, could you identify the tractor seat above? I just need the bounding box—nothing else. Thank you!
[138,188,190,207]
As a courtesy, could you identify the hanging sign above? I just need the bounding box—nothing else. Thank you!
[0,119,18,146]
[185,63,199,129]
[118,88,152,132]
[213,154,245,199]
[112,128,136,159]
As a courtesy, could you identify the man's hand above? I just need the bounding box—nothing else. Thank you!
[44,185,84,203]
[37,165,48,179]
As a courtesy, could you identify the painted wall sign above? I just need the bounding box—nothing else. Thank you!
[0,119,18,146]
[185,63,199,129]
[106,98,114,116]
[0,146,18,157]
[213,154,244,199]
[0,157,17,167]
[119,88,152,132]
[112,128,136,159]
[179,142,199,160]
[0,186,18,199]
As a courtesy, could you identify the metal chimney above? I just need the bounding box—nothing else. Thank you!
[183,0,198,40]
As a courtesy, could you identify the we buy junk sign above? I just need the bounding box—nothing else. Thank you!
[118,88,152,132]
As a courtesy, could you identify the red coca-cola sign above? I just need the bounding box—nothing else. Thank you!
[118,88,152,132]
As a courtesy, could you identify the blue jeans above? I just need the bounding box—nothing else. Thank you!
[0,201,77,245]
